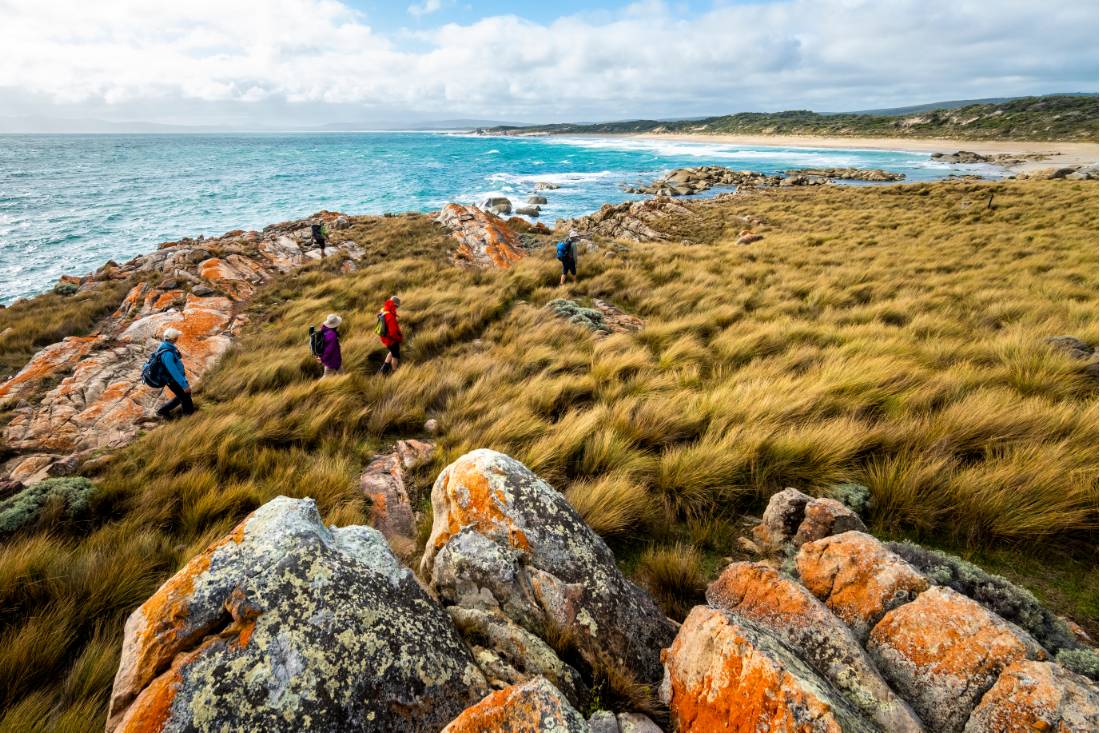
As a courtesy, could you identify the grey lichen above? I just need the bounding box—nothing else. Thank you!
[0,476,96,536]
[547,299,611,335]
[1056,648,1099,679]
[830,482,872,516]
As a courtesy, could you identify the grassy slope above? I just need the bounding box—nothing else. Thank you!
[0,181,1097,730]
[484,94,1100,141]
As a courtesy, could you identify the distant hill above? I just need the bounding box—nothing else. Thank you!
[478,94,1099,142]
[850,93,1097,116]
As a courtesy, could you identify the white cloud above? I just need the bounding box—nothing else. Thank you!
[0,0,1094,123]
[408,0,444,18]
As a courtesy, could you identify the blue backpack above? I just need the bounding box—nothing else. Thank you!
[556,240,573,260]
[141,344,173,389]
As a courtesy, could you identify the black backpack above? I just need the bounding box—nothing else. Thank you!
[309,326,324,357]
[141,345,171,388]
[311,223,324,243]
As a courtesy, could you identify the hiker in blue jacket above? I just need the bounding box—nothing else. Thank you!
[155,328,195,417]
[557,229,579,286]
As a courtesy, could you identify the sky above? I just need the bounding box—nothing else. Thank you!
[0,0,1096,129]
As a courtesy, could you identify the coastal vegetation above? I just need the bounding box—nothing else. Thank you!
[0,178,1097,730]
[481,94,1099,142]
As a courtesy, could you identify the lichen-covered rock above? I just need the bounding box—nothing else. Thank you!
[616,712,663,732]
[888,540,1094,664]
[107,496,487,733]
[791,497,867,547]
[707,562,923,732]
[546,299,644,337]
[447,606,586,707]
[589,710,621,733]
[751,487,813,549]
[963,660,1098,733]
[436,203,525,268]
[421,449,676,687]
[660,606,877,733]
[440,677,589,733]
[360,438,434,553]
[559,197,697,242]
[867,586,1045,733]
[797,531,929,641]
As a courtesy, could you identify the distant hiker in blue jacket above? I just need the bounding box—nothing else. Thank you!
[154,328,195,417]
[557,230,579,286]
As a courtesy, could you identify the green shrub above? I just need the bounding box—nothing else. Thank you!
[831,482,872,515]
[0,478,96,537]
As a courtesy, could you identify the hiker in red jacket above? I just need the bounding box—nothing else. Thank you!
[378,296,403,375]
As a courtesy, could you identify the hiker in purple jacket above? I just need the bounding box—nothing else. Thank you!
[317,313,342,376]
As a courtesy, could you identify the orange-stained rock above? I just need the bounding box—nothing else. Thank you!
[660,606,877,733]
[0,335,97,407]
[868,586,1046,733]
[963,660,1098,733]
[421,450,676,687]
[796,530,929,641]
[361,439,434,551]
[440,677,588,733]
[707,562,924,732]
[436,204,525,269]
[791,497,867,547]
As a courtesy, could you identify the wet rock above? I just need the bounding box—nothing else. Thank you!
[797,530,929,642]
[107,496,487,733]
[514,205,541,217]
[440,677,589,733]
[660,606,877,733]
[963,660,1098,733]
[422,449,676,688]
[751,487,813,549]
[868,586,1045,733]
[527,195,548,205]
[791,496,867,547]
[932,151,992,164]
[623,166,781,196]
[360,439,434,554]
[707,561,923,732]
[534,182,560,191]
[481,196,513,215]
[436,204,525,269]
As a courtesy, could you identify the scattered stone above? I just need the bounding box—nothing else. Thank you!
[1046,335,1096,360]
[424,418,441,435]
[706,561,923,732]
[963,660,1098,733]
[106,496,488,733]
[534,182,560,191]
[588,710,620,733]
[791,497,868,547]
[514,205,541,217]
[421,449,677,688]
[735,230,762,245]
[797,531,930,641]
[786,168,905,182]
[481,196,513,215]
[436,203,525,269]
[440,677,589,733]
[616,712,663,733]
[867,585,1045,733]
[751,487,813,549]
[932,151,993,164]
[660,606,877,733]
[780,174,829,186]
[623,166,781,196]
[527,195,548,205]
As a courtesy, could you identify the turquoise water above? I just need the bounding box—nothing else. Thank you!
[0,132,997,303]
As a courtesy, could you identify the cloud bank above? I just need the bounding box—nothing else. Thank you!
[0,0,1095,125]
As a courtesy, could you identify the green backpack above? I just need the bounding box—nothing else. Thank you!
[374,312,389,338]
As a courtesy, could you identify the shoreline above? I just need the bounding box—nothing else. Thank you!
[582,132,1099,174]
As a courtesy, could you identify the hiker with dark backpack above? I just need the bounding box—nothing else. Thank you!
[141,327,195,417]
[311,221,329,257]
[556,229,579,286]
[376,296,403,376]
[310,314,342,377]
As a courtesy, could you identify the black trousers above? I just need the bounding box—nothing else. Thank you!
[158,377,195,416]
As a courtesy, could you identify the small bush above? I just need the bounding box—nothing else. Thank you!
[52,283,79,296]
[1056,648,1099,679]
[0,478,96,537]
[831,482,872,515]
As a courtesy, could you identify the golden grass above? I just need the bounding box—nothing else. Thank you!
[0,179,1096,730]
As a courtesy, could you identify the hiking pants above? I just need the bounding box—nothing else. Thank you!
[159,376,195,416]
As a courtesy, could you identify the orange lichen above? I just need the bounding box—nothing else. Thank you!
[0,336,97,399]
[432,462,530,554]
[115,665,181,733]
[708,562,817,624]
[440,681,568,733]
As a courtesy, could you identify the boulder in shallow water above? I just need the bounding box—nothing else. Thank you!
[106,496,488,733]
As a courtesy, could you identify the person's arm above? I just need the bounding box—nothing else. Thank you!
[163,349,190,390]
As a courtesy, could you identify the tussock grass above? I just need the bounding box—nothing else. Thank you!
[0,180,1096,729]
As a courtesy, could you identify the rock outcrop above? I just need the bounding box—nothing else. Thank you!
[360,439,434,555]
[0,214,362,484]
[421,449,677,688]
[107,496,488,733]
[560,197,696,242]
[440,677,589,733]
[436,204,525,269]
[963,660,1098,733]
[623,166,781,196]
[785,168,905,181]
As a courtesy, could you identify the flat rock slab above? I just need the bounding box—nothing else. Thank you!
[107,496,487,733]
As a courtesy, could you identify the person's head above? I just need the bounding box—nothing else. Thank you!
[568,229,580,241]
[323,314,342,328]
[389,295,401,308]
[162,327,181,343]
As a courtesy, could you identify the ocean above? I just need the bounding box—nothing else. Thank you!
[0,132,999,303]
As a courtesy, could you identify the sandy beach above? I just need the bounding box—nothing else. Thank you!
[623,132,1098,174]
